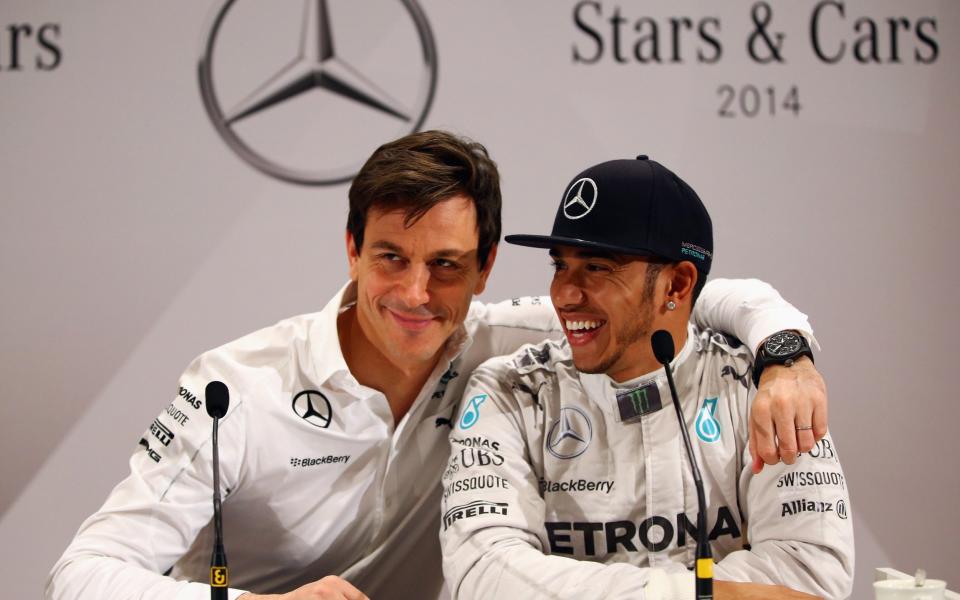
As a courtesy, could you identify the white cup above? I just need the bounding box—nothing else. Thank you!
[874,578,947,600]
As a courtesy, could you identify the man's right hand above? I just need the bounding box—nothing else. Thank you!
[715,580,822,599]
[240,576,369,600]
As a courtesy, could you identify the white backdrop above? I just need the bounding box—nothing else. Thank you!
[1,1,958,597]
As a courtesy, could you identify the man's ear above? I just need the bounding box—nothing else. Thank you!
[345,230,360,282]
[473,244,499,295]
[665,261,698,308]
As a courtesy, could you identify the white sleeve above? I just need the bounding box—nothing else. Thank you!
[473,296,563,358]
[45,354,249,600]
[713,433,855,599]
[440,366,693,600]
[692,278,820,355]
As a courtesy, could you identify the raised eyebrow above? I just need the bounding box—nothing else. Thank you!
[431,249,475,261]
[369,241,405,254]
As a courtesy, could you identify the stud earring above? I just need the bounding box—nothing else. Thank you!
[666,300,677,311]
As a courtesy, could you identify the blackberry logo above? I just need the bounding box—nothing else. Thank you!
[289,455,350,468]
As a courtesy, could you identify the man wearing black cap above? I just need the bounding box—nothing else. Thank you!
[439,156,854,599]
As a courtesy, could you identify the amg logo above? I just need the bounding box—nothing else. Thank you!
[137,438,162,463]
[149,419,175,446]
[781,499,836,517]
[443,500,508,530]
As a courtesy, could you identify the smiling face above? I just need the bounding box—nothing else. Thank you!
[346,195,495,372]
[549,246,669,381]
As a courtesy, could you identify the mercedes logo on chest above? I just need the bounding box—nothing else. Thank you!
[198,0,438,186]
[546,406,593,459]
[563,178,597,220]
[292,390,333,428]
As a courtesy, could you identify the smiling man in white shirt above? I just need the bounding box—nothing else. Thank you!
[48,132,829,600]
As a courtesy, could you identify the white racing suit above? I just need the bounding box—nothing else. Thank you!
[46,279,817,600]
[440,325,854,600]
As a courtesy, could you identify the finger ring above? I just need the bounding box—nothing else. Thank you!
[795,425,813,431]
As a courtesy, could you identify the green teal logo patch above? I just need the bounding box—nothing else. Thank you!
[695,397,721,443]
[459,394,488,430]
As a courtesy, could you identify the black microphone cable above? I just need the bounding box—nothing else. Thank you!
[651,330,712,600]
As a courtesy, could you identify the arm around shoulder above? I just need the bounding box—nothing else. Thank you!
[693,278,819,355]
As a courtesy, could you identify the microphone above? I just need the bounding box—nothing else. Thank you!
[651,330,713,600]
[205,381,230,600]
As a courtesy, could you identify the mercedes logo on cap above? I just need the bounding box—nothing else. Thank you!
[292,390,333,428]
[562,178,597,220]
[198,0,438,186]
[546,407,593,459]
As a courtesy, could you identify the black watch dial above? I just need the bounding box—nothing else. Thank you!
[764,331,803,358]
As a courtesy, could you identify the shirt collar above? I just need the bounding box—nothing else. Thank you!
[579,322,697,417]
[306,281,355,388]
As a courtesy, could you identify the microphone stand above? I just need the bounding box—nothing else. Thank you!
[653,330,713,600]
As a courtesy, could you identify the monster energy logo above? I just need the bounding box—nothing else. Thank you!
[616,383,662,422]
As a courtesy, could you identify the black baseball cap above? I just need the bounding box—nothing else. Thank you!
[505,155,713,273]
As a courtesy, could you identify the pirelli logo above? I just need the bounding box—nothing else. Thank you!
[150,419,175,447]
[210,566,228,587]
[442,500,508,530]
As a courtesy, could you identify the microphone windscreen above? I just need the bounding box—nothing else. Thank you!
[205,381,230,419]
[651,330,676,365]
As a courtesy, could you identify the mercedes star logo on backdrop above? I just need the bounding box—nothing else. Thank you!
[563,178,597,219]
[198,0,437,185]
[292,390,333,428]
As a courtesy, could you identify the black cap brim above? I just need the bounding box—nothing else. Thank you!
[505,234,660,257]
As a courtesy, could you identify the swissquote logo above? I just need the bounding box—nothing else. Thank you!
[198,0,437,185]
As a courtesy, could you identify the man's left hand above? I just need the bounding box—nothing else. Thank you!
[749,356,827,473]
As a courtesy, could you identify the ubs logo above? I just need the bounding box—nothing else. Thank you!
[292,390,333,428]
[198,0,437,185]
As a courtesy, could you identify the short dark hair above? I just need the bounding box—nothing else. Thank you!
[347,130,502,269]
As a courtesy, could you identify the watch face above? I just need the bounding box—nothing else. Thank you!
[764,332,802,357]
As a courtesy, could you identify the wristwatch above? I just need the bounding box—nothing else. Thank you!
[752,330,814,387]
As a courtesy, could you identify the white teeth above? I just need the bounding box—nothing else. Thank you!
[566,320,601,331]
